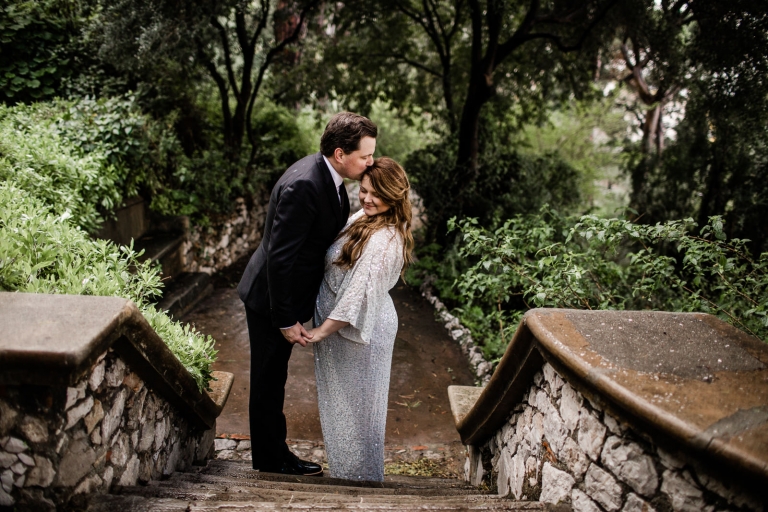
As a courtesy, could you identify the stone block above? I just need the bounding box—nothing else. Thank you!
[163,440,181,475]
[539,462,574,504]
[572,489,602,512]
[497,447,514,496]
[102,389,127,442]
[19,416,48,444]
[25,456,54,487]
[73,474,101,495]
[0,452,16,469]
[622,493,656,512]
[0,487,13,507]
[214,438,237,451]
[542,363,564,395]
[65,396,94,430]
[509,452,525,499]
[105,358,126,387]
[56,438,96,487]
[138,420,155,453]
[601,436,658,497]
[154,417,168,452]
[110,432,130,467]
[559,382,582,433]
[527,412,544,448]
[660,470,708,512]
[604,413,623,435]
[585,463,623,512]
[1,469,13,492]
[89,360,105,391]
[3,437,27,454]
[102,466,114,490]
[578,411,606,461]
[657,448,685,470]
[17,453,34,466]
[10,461,25,474]
[560,437,589,478]
[84,400,104,435]
[543,401,568,455]
[118,455,140,486]
[236,440,251,451]
[65,382,86,410]
[0,400,17,437]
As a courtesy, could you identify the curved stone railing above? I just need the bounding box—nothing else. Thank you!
[0,292,233,510]
[448,308,767,511]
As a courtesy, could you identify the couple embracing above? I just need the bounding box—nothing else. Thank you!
[237,112,413,482]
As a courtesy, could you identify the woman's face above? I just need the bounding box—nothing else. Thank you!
[359,175,391,217]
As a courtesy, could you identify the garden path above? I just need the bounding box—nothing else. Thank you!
[181,255,476,475]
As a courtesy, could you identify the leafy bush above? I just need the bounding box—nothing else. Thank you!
[446,208,767,361]
[0,1,74,103]
[0,103,122,232]
[406,137,583,243]
[54,94,186,200]
[0,183,216,391]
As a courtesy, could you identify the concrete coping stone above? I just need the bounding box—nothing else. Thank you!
[453,308,768,486]
[0,292,232,429]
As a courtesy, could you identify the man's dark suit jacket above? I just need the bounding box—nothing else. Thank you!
[237,152,350,328]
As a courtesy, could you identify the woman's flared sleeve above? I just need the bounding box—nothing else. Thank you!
[327,228,404,344]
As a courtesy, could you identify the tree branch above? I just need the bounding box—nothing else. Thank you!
[496,0,540,66]
[196,39,232,142]
[370,52,442,76]
[500,0,618,64]
[211,16,240,98]
[246,0,321,163]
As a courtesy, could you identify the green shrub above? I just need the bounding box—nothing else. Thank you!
[0,103,122,232]
[0,1,76,103]
[447,208,767,361]
[406,137,583,243]
[0,183,216,391]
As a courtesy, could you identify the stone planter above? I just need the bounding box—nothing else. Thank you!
[0,293,233,510]
[449,309,768,511]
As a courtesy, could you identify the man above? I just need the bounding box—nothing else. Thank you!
[237,112,377,475]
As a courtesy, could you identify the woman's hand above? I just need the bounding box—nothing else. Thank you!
[303,327,326,344]
[302,319,350,344]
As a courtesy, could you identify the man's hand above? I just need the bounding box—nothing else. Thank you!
[280,322,313,347]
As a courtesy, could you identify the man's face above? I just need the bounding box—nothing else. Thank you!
[334,136,376,180]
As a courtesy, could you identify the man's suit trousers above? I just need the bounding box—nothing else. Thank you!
[245,305,295,470]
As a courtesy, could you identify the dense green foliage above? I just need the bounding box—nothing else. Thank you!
[0,103,122,232]
[0,1,82,103]
[0,184,216,391]
[436,209,767,361]
[406,132,584,243]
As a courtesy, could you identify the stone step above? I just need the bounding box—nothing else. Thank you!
[118,473,484,498]
[135,231,185,279]
[87,494,553,511]
[114,483,511,503]
[196,460,476,490]
[156,272,213,318]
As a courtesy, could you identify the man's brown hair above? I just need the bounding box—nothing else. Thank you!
[320,112,378,157]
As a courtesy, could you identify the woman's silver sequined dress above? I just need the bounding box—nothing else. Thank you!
[314,210,404,481]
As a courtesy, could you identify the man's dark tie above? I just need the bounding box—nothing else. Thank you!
[338,183,347,208]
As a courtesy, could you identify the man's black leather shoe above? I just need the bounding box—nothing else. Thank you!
[262,453,323,476]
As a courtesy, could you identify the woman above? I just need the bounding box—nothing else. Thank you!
[305,157,413,481]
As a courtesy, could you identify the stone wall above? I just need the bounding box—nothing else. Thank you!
[0,348,214,510]
[473,362,764,512]
[183,194,268,274]
[420,282,493,385]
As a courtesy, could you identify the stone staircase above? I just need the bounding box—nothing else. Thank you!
[86,460,561,511]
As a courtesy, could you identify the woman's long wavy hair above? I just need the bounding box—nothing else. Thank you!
[334,157,414,276]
